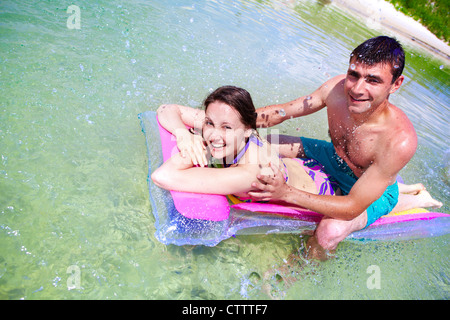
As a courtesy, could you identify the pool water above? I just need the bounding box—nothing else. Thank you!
[0,0,448,300]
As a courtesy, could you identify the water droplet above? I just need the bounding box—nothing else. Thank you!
[394,64,399,69]
[305,95,312,100]
[182,45,187,52]
[279,109,286,117]
[350,64,356,70]
[439,65,444,70]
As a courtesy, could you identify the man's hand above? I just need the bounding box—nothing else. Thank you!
[248,163,289,202]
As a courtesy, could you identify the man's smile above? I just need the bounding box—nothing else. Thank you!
[349,94,369,103]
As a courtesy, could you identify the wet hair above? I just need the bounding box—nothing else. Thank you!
[203,86,257,130]
[350,36,405,83]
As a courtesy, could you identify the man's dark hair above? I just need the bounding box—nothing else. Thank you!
[351,36,405,83]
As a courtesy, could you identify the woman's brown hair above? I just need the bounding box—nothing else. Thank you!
[203,86,257,130]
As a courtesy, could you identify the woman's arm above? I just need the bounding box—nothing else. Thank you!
[157,104,205,133]
[156,104,207,166]
[151,152,261,195]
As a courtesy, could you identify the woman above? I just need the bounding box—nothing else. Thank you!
[151,86,442,210]
[151,86,330,200]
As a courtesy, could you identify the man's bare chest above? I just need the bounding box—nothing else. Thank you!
[328,118,379,174]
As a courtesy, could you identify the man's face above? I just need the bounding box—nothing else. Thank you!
[344,58,403,115]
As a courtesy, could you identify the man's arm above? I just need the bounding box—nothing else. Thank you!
[249,131,416,220]
[255,77,343,128]
[256,93,324,128]
[248,164,388,220]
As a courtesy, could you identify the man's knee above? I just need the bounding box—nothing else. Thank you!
[315,214,367,250]
[315,220,346,251]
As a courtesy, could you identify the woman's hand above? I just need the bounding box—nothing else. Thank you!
[175,128,208,167]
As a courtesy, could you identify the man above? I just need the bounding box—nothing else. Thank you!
[249,36,417,260]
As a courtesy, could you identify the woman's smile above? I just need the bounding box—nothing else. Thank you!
[203,101,249,160]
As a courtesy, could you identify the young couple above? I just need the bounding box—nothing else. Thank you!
[152,36,442,261]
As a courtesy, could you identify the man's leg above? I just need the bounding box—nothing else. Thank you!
[306,212,368,261]
[262,211,368,292]
[393,183,443,212]
[308,181,401,260]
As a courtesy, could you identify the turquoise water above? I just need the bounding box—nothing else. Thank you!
[0,0,448,300]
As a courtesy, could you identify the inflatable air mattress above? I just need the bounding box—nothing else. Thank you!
[139,111,449,246]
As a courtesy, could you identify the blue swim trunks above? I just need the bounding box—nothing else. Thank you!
[300,137,399,227]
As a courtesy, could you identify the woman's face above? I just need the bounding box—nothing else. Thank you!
[203,101,251,163]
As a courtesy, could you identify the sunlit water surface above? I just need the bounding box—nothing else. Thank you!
[1,0,449,299]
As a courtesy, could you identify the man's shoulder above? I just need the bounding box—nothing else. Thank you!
[323,74,346,91]
[321,74,346,104]
[383,105,417,163]
[389,103,416,136]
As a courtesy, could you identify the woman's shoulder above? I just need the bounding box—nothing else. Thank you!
[239,134,272,165]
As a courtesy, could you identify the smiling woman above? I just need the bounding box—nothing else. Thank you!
[202,86,257,164]
[151,86,322,200]
[151,86,279,196]
[203,101,251,162]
